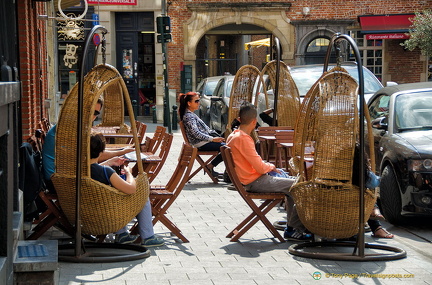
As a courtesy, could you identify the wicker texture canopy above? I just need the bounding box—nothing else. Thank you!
[289,67,376,239]
[51,64,149,235]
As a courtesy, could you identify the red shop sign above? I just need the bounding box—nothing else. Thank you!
[365,33,410,40]
[87,0,137,5]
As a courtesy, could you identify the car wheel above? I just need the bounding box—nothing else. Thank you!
[380,165,404,225]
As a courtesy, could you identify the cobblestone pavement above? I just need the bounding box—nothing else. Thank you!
[41,120,432,285]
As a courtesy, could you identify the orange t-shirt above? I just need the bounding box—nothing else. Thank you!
[226,129,274,185]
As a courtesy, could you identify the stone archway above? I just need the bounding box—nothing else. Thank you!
[183,3,295,87]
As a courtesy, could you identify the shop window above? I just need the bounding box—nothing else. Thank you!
[350,31,383,82]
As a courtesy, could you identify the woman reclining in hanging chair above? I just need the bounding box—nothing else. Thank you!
[90,132,165,247]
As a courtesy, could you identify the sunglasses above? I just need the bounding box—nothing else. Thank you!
[94,110,101,116]
[194,99,200,103]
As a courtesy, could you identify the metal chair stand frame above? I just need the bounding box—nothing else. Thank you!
[285,33,406,261]
[58,25,150,263]
[289,241,406,261]
[58,243,150,263]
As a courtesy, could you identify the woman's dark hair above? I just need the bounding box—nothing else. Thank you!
[178,91,197,121]
[90,132,106,159]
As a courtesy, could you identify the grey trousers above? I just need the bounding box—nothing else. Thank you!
[244,174,305,232]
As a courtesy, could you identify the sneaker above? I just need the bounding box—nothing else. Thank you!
[141,235,165,247]
[115,232,139,244]
[284,227,312,241]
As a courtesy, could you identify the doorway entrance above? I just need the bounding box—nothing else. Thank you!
[116,12,155,116]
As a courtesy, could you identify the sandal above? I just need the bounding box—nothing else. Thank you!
[370,206,385,221]
[371,227,394,239]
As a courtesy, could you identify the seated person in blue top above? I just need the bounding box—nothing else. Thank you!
[42,97,134,182]
[90,132,165,247]
[179,91,225,177]
[42,97,136,244]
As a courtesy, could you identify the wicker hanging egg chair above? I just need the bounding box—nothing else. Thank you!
[289,68,376,239]
[51,63,149,236]
[226,65,263,136]
[260,60,301,127]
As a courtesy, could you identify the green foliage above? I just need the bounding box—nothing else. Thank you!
[401,10,432,56]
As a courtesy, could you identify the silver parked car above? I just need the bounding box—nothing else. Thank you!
[196,75,234,126]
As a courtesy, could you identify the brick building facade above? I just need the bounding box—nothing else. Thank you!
[17,1,49,140]
[30,1,430,123]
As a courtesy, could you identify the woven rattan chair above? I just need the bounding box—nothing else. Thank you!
[289,66,347,175]
[95,79,131,144]
[51,64,149,236]
[226,65,262,136]
[289,68,376,239]
[261,60,300,127]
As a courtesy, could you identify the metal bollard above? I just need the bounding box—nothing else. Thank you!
[132,100,138,118]
[172,105,178,130]
[152,105,157,123]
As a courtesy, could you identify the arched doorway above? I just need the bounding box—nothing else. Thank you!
[194,24,272,83]
[183,4,295,90]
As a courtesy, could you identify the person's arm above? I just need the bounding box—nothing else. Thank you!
[98,146,134,163]
[259,108,274,126]
[100,156,126,167]
[239,134,274,174]
[110,166,136,194]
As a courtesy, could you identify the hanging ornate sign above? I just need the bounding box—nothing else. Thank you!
[57,14,85,40]
[63,44,79,68]
[87,0,137,5]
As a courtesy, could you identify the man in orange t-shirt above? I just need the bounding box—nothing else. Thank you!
[226,102,311,241]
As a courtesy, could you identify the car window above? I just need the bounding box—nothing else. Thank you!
[214,79,224,98]
[290,65,383,97]
[395,92,432,130]
[226,80,233,98]
[369,94,390,120]
[203,80,220,96]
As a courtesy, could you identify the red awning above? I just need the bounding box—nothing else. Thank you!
[358,14,415,36]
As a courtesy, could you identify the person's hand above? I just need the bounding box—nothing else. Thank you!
[213,137,224,143]
[270,164,279,173]
[106,156,126,167]
[121,146,135,154]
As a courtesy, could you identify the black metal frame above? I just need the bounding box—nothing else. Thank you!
[58,25,150,263]
[288,33,406,261]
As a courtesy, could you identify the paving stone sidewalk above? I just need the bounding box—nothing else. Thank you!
[41,120,432,285]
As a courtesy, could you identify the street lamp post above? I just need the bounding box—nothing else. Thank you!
[160,0,171,133]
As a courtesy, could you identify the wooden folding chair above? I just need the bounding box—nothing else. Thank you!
[275,129,295,171]
[128,121,147,144]
[143,143,197,242]
[26,187,75,240]
[148,126,166,153]
[179,121,219,183]
[220,145,285,242]
[257,126,292,163]
[25,134,75,240]
[147,133,173,183]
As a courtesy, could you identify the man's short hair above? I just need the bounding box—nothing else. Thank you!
[239,102,257,125]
